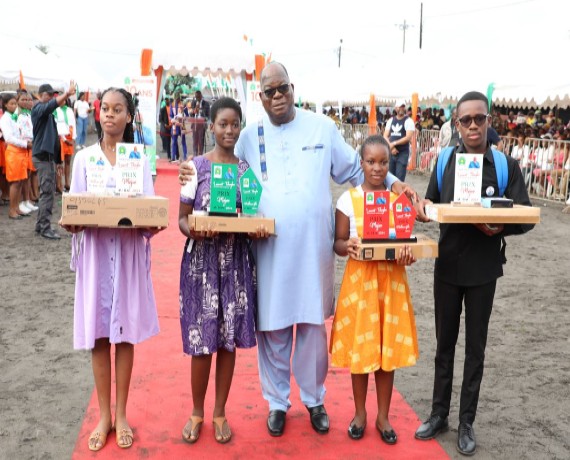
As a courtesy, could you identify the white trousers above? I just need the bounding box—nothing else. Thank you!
[256,323,328,412]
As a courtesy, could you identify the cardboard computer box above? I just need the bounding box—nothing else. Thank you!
[190,214,276,235]
[356,234,439,261]
[425,203,540,224]
[61,194,169,228]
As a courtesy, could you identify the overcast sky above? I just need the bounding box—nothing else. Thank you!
[2,0,566,99]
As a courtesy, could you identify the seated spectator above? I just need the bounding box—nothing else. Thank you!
[546,142,570,201]
[535,110,545,129]
[547,150,570,200]
[531,136,556,195]
[526,111,537,127]
[507,111,518,131]
[511,134,532,185]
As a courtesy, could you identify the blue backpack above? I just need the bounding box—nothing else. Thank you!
[436,146,508,197]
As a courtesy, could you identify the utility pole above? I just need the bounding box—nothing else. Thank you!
[395,20,412,54]
[419,3,423,49]
[338,38,343,68]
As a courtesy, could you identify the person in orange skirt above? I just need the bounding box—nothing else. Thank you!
[54,99,76,191]
[0,104,9,204]
[0,127,9,204]
[0,93,32,219]
[16,91,38,209]
[330,134,419,444]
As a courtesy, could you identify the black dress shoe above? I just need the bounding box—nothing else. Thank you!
[347,420,366,440]
[41,229,61,240]
[267,410,286,437]
[306,405,329,434]
[415,415,448,440]
[457,422,476,456]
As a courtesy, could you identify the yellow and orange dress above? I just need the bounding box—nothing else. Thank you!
[330,187,419,374]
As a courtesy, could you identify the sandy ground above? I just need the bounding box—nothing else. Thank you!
[1,135,569,459]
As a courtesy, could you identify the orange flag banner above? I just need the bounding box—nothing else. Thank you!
[254,54,265,82]
[409,93,419,170]
[411,93,419,122]
[368,94,377,135]
[19,70,26,90]
[140,49,153,76]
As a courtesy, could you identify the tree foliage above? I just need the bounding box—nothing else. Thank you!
[166,75,195,97]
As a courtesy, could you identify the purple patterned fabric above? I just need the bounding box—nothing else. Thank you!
[179,156,257,355]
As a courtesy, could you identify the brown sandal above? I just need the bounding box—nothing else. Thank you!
[213,416,232,444]
[182,415,204,444]
[87,427,112,451]
[116,427,134,449]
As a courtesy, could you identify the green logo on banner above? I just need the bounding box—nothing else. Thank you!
[210,163,238,214]
[240,168,262,215]
[118,145,127,156]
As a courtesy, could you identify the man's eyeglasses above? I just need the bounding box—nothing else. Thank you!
[262,84,290,99]
[457,114,488,128]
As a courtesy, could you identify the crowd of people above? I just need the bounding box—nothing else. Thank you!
[323,102,570,204]
[158,91,211,163]
[0,83,82,238]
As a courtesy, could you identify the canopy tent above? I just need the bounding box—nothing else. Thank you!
[0,44,110,92]
[148,43,256,117]
[292,49,570,110]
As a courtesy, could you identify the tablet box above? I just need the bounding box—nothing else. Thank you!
[425,203,540,224]
[61,194,169,228]
[190,214,276,235]
[356,234,438,261]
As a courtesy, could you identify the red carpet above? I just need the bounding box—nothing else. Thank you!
[72,159,448,459]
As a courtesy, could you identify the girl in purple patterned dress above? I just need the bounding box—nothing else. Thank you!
[178,97,259,445]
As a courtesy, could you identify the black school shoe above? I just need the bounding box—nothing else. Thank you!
[306,405,329,434]
[415,415,449,440]
[457,422,476,456]
[267,410,286,437]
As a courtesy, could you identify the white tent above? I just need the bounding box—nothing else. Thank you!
[151,42,255,112]
[0,44,110,91]
[292,49,570,110]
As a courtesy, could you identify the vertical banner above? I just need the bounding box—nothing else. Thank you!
[123,76,157,175]
[245,80,264,126]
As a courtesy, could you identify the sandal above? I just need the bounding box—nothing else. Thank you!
[182,415,204,444]
[88,427,112,452]
[213,416,232,444]
[116,427,134,449]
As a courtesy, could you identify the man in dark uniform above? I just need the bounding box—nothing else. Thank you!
[32,81,76,240]
[414,91,534,456]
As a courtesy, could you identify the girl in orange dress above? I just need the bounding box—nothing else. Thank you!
[54,100,76,191]
[0,93,32,219]
[16,91,38,208]
[330,135,419,444]
[0,125,8,204]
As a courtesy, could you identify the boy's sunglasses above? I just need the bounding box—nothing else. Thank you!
[457,114,488,128]
[262,84,291,99]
